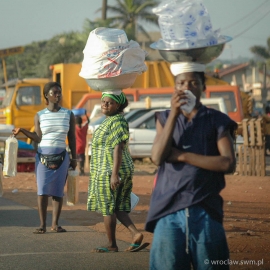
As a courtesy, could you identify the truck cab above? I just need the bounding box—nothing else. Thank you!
[204,85,244,123]
[0,63,91,140]
[0,79,49,135]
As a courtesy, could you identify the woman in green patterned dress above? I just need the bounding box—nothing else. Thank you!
[88,91,147,253]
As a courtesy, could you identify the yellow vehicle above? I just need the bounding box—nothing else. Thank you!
[0,60,249,140]
[74,61,244,122]
[0,63,90,140]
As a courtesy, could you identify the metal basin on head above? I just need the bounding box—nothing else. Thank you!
[150,36,232,64]
[85,73,138,91]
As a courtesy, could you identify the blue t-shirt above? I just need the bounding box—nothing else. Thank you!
[145,105,238,233]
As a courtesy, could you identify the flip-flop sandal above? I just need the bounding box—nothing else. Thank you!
[91,247,118,253]
[127,242,150,252]
[51,226,67,233]
[33,228,46,234]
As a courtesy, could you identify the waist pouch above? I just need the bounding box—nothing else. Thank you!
[38,150,66,170]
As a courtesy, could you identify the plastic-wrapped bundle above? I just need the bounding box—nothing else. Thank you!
[66,170,79,206]
[79,27,147,80]
[0,163,3,197]
[152,0,220,49]
[3,136,18,177]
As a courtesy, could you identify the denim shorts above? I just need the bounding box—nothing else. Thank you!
[150,205,229,270]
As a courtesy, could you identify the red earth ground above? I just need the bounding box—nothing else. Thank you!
[2,160,270,270]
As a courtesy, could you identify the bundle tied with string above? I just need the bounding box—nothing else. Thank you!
[79,27,147,92]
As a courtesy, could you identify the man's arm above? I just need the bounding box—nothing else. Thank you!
[151,91,183,166]
[166,130,236,173]
[151,116,177,166]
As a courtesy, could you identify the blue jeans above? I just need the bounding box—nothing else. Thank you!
[150,205,229,270]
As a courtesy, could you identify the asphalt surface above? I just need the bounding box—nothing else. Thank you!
[0,197,150,270]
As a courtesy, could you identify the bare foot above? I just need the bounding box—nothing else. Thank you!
[125,233,143,251]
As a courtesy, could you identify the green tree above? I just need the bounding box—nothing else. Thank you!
[250,37,270,70]
[103,0,159,41]
[1,31,85,80]
[38,31,85,77]
[4,41,47,80]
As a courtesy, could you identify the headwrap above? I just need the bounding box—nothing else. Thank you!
[101,90,126,104]
[170,62,206,76]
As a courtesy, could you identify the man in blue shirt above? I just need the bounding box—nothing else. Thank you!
[146,62,237,270]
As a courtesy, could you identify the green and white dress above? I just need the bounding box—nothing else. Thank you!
[87,114,134,216]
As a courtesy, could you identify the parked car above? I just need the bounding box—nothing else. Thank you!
[88,108,168,156]
[88,107,164,135]
[88,97,233,159]
[88,99,171,134]
[89,100,171,126]
[128,109,163,158]
[128,98,229,158]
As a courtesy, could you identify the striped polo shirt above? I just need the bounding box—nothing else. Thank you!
[37,107,71,151]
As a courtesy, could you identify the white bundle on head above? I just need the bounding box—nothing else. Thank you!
[79,28,147,79]
[170,62,206,76]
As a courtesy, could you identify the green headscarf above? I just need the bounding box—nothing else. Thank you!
[101,91,126,104]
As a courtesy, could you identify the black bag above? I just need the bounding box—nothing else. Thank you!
[38,150,66,170]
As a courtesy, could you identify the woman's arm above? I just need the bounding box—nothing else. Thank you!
[111,141,125,190]
[12,114,42,143]
[68,112,77,169]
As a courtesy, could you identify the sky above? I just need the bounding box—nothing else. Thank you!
[0,0,270,61]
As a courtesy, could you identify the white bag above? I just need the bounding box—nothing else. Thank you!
[117,192,139,224]
[66,170,79,206]
[152,0,221,49]
[130,192,139,211]
[0,163,3,197]
[79,27,147,79]
[3,136,18,177]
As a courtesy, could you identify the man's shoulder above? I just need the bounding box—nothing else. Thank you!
[156,109,170,118]
[201,105,230,119]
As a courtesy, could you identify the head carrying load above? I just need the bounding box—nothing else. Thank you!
[170,62,205,76]
[101,90,126,105]
[79,27,147,92]
[150,0,232,75]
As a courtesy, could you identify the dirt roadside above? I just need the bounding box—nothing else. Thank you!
[2,162,270,270]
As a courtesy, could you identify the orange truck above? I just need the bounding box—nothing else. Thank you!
[0,60,246,137]
[204,85,244,123]
[74,61,245,124]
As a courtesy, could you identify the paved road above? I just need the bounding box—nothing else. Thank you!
[0,197,150,270]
